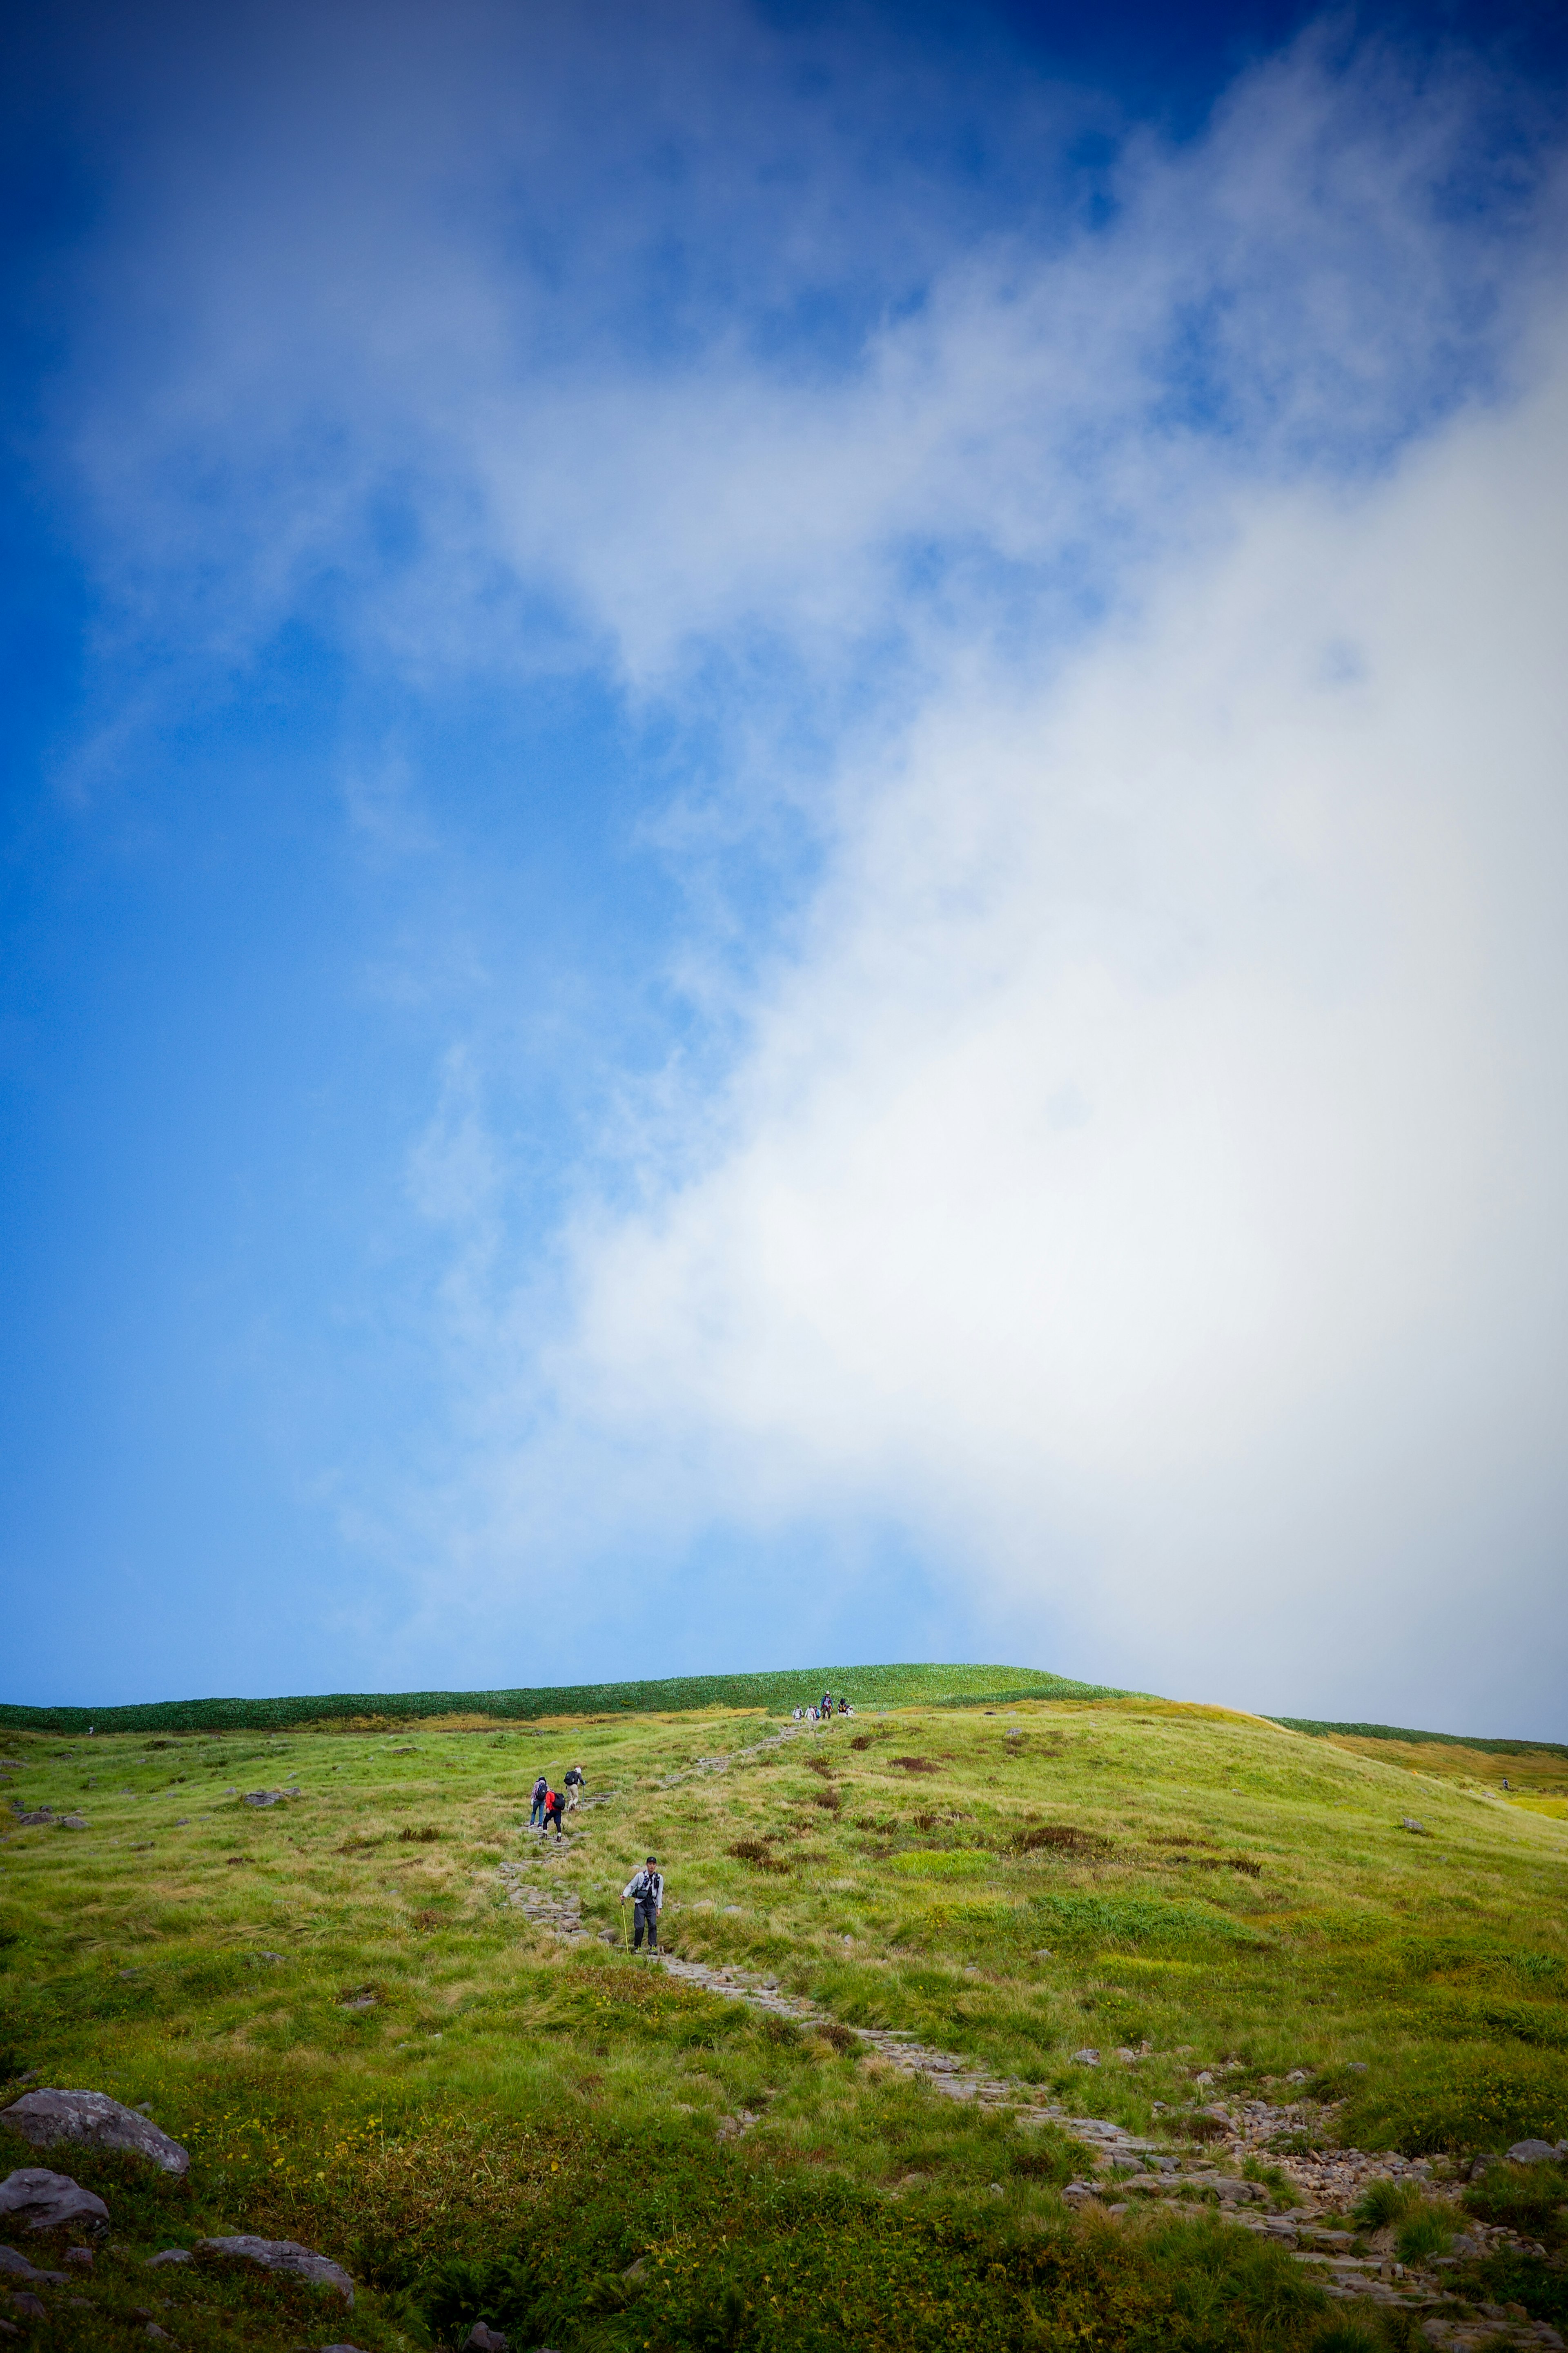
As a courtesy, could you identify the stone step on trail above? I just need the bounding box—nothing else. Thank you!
[653,1953,1156,2161]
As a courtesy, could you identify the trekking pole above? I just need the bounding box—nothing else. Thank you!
[620,1898,630,1952]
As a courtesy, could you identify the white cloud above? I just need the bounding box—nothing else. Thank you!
[543,326,1568,1722]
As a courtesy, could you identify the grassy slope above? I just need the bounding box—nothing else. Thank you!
[0,1663,1129,1736]
[1285,1724,1568,1811]
[1,1687,1566,2351]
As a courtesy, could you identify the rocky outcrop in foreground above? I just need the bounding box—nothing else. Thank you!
[0,2090,189,2176]
[0,2169,109,2233]
[197,2233,355,2302]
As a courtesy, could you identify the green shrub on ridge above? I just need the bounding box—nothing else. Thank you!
[0,1661,1129,1736]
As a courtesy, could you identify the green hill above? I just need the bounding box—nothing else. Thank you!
[1268,1714,1568,1759]
[1,1672,1565,2352]
[0,1660,1129,1735]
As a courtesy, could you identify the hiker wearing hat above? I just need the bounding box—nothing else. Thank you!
[622,1856,664,1952]
[564,1762,586,1812]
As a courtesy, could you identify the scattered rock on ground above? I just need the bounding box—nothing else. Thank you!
[7,2295,45,2322]
[197,2235,354,2302]
[0,2169,110,2233]
[1506,2139,1561,2164]
[0,2252,50,2284]
[145,2250,192,2268]
[0,2091,189,2176]
[496,1866,588,1940]
[462,2325,508,2351]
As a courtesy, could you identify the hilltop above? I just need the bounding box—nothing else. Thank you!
[0,1674,1565,2351]
[0,1661,1125,1736]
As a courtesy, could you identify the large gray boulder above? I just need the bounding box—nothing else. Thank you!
[0,2167,110,2232]
[197,2235,354,2303]
[0,2090,189,2177]
[1506,2138,1561,2165]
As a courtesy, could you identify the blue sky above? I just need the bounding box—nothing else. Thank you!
[3,0,1566,1731]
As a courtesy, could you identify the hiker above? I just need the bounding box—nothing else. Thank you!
[792,1707,804,1722]
[623,1855,664,1952]
[529,1773,548,1829]
[564,1762,586,1811]
[544,1786,566,1838]
[837,1697,850,1715]
[821,1690,832,1717]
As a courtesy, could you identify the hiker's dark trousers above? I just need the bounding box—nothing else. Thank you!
[633,1899,659,1951]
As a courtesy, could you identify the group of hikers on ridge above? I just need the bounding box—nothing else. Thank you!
[793,1690,853,1721]
[528,1760,585,1838]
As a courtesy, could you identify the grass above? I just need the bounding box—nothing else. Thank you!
[0,1679,1565,2350]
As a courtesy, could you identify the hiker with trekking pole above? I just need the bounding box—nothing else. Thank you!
[621,1855,664,1953]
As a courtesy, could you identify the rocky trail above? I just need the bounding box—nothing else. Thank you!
[651,1949,1567,2348]
[479,1722,1567,2352]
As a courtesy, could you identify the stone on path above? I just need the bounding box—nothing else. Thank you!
[197,2235,354,2303]
[0,2168,110,2232]
[0,2090,189,2176]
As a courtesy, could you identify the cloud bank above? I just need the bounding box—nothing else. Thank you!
[27,1,1568,1724]
[556,347,1568,1723]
